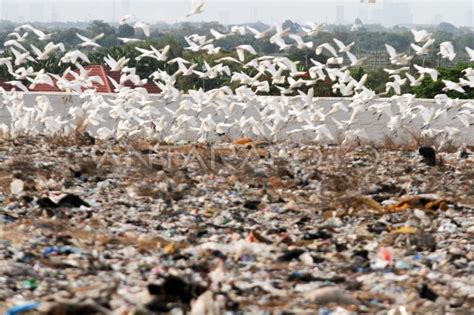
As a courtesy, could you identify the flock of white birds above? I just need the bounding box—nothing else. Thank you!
[0,0,473,145]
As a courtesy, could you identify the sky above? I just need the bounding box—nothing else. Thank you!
[0,0,472,27]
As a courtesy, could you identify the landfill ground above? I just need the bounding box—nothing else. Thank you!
[0,136,473,314]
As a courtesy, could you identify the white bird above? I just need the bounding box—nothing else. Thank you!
[215,56,242,65]
[414,64,438,81]
[385,75,407,95]
[246,26,274,39]
[345,51,366,67]
[119,14,135,25]
[272,36,293,51]
[326,56,344,65]
[176,61,198,76]
[134,22,150,37]
[289,34,313,50]
[60,50,90,65]
[383,67,409,75]
[210,29,228,40]
[12,67,36,81]
[327,101,349,116]
[405,72,425,87]
[411,38,435,56]
[10,47,36,66]
[186,1,205,17]
[230,25,247,36]
[30,42,65,60]
[465,47,474,61]
[442,80,465,94]
[16,24,54,41]
[104,55,130,71]
[118,37,143,44]
[302,22,325,36]
[236,45,257,62]
[303,123,335,141]
[0,57,14,74]
[27,69,55,90]
[385,44,413,66]
[438,41,456,61]
[6,80,29,92]
[7,31,28,42]
[97,127,114,139]
[411,29,433,43]
[76,33,104,49]
[4,38,28,51]
[333,38,355,53]
[315,43,338,58]
[136,45,170,62]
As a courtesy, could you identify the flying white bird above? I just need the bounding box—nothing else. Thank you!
[134,22,150,37]
[411,29,433,43]
[15,24,54,41]
[438,41,456,61]
[385,75,407,95]
[0,57,13,74]
[345,51,366,67]
[60,50,90,65]
[405,72,425,87]
[7,31,29,42]
[289,34,313,50]
[27,69,55,90]
[333,38,355,53]
[230,25,247,36]
[315,43,338,57]
[6,80,29,92]
[210,29,228,40]
[411,38,435,56]
[302,22,325,36]
[10,47,36,66]
[246,26,274,39]
[414,64,438,81]
[442,80,465,94]
[104,55,130,71]
[385,44,413,66]
[119,14,135,25]
[186,1,205,17]
[4,38,28,52]
[118,37,143,44]
[383,67,409,75]
[31,42,65,61]
[236,45,257,62]
[76,33,104,49]
[465,47,474,61]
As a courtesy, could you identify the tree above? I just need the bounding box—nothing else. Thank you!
[118,24,135,38]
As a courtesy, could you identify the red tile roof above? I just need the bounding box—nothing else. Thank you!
[0,81,20,91]
[2,65,161,94]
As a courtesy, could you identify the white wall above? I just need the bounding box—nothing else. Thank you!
[0,92,472,145]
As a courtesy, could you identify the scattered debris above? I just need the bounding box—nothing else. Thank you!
[0,138,472,313]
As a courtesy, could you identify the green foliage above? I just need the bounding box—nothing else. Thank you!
[0,20,472,98]
[412,63,474,99]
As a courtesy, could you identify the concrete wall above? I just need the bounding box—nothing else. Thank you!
[0,92,472,145]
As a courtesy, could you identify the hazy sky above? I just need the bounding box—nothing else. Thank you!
[0,0,472,26]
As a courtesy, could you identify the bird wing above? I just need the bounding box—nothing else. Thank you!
[134,22,150,37]
[210,29,224,39]
[30,44,43,57]
[333,38,345,50]
[92,33,105,42]
[76,33,92,42]
[346,51,357,64]
[289,34,303,45]
[385,44,397,58]
[466,47,474,60]
[246,26,261,37]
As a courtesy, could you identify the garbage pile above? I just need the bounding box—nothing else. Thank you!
[0,137,473,314]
